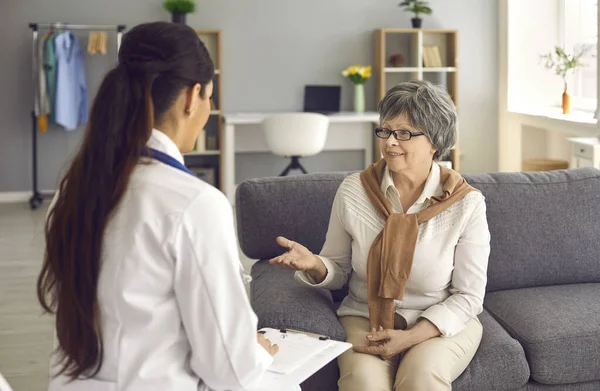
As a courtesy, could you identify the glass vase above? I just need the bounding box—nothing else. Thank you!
[354,84,365,113]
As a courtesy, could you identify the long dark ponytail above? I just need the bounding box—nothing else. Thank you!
[37,22,214,379]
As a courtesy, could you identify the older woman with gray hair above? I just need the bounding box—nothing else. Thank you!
[270,80,491,391]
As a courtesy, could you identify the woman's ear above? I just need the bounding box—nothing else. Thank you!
[184,83,202,116]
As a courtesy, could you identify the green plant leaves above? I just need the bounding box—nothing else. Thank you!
[163,0,196,14]
[539,45,590,80]
[398,0,433,16]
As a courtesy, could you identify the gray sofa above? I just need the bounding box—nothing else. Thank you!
[235,167,600,391]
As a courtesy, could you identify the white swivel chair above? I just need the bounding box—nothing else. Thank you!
[262,113,329,176]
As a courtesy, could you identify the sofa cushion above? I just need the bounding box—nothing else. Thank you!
[236,172,349,260]
[522,379,600,391]
[484,284,600,385]
[250,259,346,342]
[463,168,600,292]
[454,309,530,391]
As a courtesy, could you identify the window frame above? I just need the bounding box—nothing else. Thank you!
[558,0,598,112]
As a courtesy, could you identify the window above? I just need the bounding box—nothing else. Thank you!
[562,0,597,111]
[506,0,598,116]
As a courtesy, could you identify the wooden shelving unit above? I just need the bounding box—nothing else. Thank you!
[184,150,221,156]
[185,29,224,189]
[375,28,460,171]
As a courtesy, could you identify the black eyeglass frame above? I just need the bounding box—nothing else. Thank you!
[375,127,425,141]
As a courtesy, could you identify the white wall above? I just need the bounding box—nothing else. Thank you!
[0,0,499,194]
[521,125,573,162]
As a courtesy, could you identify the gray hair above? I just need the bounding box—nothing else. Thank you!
[378,80,456,159]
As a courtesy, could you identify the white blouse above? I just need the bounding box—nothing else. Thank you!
[48,129,272,391]
[295,163,491,337]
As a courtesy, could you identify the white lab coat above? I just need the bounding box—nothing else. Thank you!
[47,129,273,391]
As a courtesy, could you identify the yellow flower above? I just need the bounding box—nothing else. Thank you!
[342,65,372,83]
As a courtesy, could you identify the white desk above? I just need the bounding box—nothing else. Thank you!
[223,111,380,203]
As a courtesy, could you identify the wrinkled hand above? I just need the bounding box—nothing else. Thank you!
[269,236,319,272]
[257,333,279,356]
[353,326,416,360]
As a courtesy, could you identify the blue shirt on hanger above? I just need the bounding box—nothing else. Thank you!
[54,31,88,131]
[44,33,58,124]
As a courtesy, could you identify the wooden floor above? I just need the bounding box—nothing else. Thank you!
[0,202,54,391]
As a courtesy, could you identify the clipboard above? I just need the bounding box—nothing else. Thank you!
[257,328,352,391]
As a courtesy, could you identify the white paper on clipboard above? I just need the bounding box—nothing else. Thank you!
[256,328,352,391]
[259,328,333,374]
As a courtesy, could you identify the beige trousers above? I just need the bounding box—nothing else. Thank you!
[338,315,482,391]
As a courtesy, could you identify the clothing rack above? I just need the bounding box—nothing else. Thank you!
[27,22,126,209]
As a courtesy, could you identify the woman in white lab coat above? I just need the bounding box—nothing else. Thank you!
[37,22,277,391]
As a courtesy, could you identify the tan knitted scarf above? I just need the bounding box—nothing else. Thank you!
[360,159,477,330]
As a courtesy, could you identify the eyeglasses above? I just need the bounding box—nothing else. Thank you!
[375,127,425,141]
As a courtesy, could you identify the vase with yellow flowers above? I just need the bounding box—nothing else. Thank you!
[342,65,372,113]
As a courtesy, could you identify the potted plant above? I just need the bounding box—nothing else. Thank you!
[398,0,433,28]
[163,0,196,24]
[342,65,372,113]
[540,46,590,114]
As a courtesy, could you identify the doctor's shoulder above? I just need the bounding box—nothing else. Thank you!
[136,162,227,209]
[180,179,233,221]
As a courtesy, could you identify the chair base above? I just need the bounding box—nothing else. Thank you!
[280,156,308,176]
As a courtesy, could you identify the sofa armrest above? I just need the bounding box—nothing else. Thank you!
[251,260,346,342]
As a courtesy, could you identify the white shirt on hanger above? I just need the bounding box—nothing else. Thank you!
[48,129,273,391]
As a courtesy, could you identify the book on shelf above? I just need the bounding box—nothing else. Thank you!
[431,46,443,67]
[423,46,433,67]
[195,129,206,152]
[204,122,220,151]
[211,83,219,109]
[423,46,443,68]
[206,135,218,151]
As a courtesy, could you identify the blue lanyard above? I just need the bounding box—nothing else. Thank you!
[141,147,196,177]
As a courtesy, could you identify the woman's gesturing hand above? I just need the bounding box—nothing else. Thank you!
[269,236,327,283]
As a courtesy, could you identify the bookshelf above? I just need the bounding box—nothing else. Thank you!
[184,29,223,189]
[375,28,460,171]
